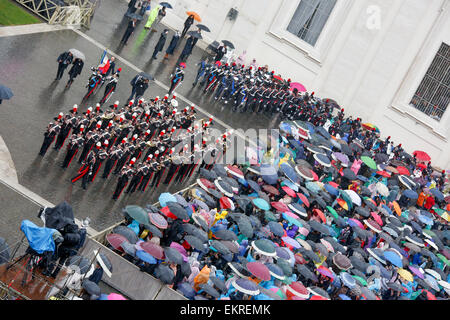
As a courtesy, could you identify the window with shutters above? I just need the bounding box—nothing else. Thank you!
[410,42,450,121]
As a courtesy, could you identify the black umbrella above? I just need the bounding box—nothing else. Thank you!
[213,164,228,177]
[210,240,232,255]
[343,168,357,180]
[96,252,113,277]
[215,179,234,197]
[349,256,368,273]
[237,216,254,238]
[324,237,346,254]
[146,224,163,238]
[125,12,144,20]
[82,280,101,296]
[167,202,190,220]
[184,235,207,252]
[209,276,227,293]
[155,264,174,284]
[309,286,330,299]
[67,255,91,274]
[188,31,203,39]
[43,201,75,230]
[247,179,261,192]
[112,225,139,244]
[200,283,220,299]
[120,241,137,257]
[222,40,235,49]
[0,237,10,265]
[302,249,321,264]
[177,282,196,299]
[276,258,293,277]
[296,264,318,283]
[309,220,331,236]
[214,229,238,241]
[228,262,251,278]
[207,188,224,199]
[248,215,262,229]
[375,153,389,163]
[160,2,173,9]
[196,23,210,32]
[355,207,371,218]
[199,168,218,180]
[138,71,154,81]
[164,247,184,265]
[340,144,353,156]
[182,224,208,242]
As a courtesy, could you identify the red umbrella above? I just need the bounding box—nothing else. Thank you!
[141,242,165,260]
[297,193,310,207]
[290,82,307,92]
[294,253,307,265]
[271,201,290,213]
[263,185,280,196]
[310,295,329,300]
[370,212,383,226]
[287,282,310,299]
[413,150,431,162]
[273,75,283,82]
[313,209,326,224]
[225,165,244,179]
[220,197,234,210]
[106,233,127,251]
[376,171,391,178]
[396,166,410,175]
[310,170,319,181]
[246,262,271,281]
[149,212,168,229]
[417,163,427,170]
[160,206,179,220]
[197,178,215,191]
[282,186,296,197]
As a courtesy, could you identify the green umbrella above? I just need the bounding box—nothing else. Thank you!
[422,229,436,239]
[339,191,353,211]
[252,239,276,257]
[361,156,377,170]
[326,206,339,220]
[276,258,293,277]
[352,275,367,286]
[124,205,150,226]
[436,253,450,267]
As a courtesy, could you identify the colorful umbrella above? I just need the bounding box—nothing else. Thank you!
[246,262,271,281]
[290,82,307,92]
[361,156,377,170]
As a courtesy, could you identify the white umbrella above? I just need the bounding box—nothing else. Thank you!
[376,182,389,197]
[343,190,361,206]
[69,48,86,61]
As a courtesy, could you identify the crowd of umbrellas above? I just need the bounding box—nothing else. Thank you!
[100,115,449,300]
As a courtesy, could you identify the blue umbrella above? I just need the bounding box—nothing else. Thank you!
[159,193,177,207]
[324,184,339,196]
[253,198,270,211]
[383,250,403,268]
[340,272,356,289]
[98,293,109,300]
[339,294,352,300]
[281,179,299,192]
[280,163,299,184]
[382,204,392,215]
[403,189,418,200]
[238,178,248,187]
[160,2,173,9]
[0,84,13,101]
[418,214,434,226]
[260,164,278,185]
[280,122,293,135]
[430,188,444,201]
[289,140,304,153]
[136,250,157,264]
[315,126,331,140]
[177,283,197,299]
[357,175,368,183]
[305,181,321,194]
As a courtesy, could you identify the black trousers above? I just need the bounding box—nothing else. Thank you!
[138,172,153,192]
[56,63,68,80]
[151,169,164,187]
[102,158,116,179]
[39,135,55,156]
[113,176,128,200]
[54,129,70,150]
[79,142,93,163]
[62,147,78,168]
[121,29,133,44]
[163,164,179,184]
[126,174,143,194]
[113,154,130,174]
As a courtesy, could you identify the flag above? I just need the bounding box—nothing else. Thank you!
[98,50,110,74]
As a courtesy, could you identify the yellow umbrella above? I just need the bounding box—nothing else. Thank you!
[337,198,348,211]
[398,268,413,282]
[392,201,401,216]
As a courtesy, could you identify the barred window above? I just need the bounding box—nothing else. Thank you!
[410,42,450,121]
[286,0,337,46]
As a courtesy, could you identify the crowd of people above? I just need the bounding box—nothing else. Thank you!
[36,9,450,300]
[99,94,449,300]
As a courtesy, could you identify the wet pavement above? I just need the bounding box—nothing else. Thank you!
[0,1,281,233]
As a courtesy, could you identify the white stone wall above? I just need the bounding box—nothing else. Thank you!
[160,0,450,168]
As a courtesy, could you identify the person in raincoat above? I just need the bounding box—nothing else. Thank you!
[144,5,161,30]
[193,264,210,291]
[164,31,181,59]
[151,29,169,60]
[66,58,84,88]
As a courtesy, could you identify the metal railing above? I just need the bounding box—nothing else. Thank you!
[14,0,98,28]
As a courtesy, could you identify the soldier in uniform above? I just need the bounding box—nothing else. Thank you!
[71,142,99,190]
[102,143,123,179]
[125,160,146,194]
[138,155,156,192]
[61,126,85,169]
[112,159,135,200]
[90,140,109,182]
[39,119,62,156]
